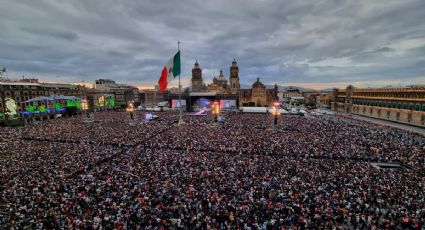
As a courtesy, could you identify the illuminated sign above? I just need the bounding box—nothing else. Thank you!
[172,100,186,109]
[106,96,116,107]
[219,100,236,109]
[98,96,105,107]
[5,98,17,117]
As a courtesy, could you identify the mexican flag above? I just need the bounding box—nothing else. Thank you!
[158,51,180,91]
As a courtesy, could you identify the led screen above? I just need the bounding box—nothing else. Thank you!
[171,100,186,109]
[219,100,236,109]
[192,98,210,111]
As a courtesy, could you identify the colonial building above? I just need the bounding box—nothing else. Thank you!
[331,85,425,127]
[168,59,243,111]
[94,79,139,107]
[317,93,333,108]
[170,58,278,110]
[0,78,86,121]
[229,59,241,94]
[277,88,303,103]
[139,89,168,106]
[191,59,241,94]
[191,60,205,92]
[207,69,229,93]
[239,78,278,107]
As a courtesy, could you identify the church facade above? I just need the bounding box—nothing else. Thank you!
[239,78,278,107]
[191,59,240,94]
[189,59,277,107]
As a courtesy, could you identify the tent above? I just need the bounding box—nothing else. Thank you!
[241,107,268,113]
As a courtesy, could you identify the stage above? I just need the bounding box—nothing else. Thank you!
[168,92,239,112]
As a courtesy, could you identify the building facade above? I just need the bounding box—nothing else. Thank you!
[187,59,277,108]
[139,89,168,106]
[0,78,86,121]
[229,59,241,94]
[331,85,425,127]
[317,93,333,108]
[94,79,139,107]
[239,78,278,107]
[190,59,241,94]
[277,88,303,103]
[191,60,205,92]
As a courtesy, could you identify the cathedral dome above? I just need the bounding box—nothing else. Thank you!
[217,69,226,81]
[232,58,237,66]
[252,77,265,88]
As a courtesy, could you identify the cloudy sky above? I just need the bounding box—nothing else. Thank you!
[1,0,425,89]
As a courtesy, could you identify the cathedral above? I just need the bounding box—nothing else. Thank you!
[191,59,240,94]
[172,58,278,111]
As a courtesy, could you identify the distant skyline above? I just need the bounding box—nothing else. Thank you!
[1,0,425,89]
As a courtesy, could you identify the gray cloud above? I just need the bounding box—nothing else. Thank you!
[0,0,424,88]
[21,26,79,42]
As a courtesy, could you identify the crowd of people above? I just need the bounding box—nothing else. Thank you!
[0,111,423,229]
[22,112,179,146]
[150,113,424,169]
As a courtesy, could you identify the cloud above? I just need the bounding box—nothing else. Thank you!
[0,0,424,89]
[21,26,79,42]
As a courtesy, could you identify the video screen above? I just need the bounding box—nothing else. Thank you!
[171,100,186,109]
[145,113,153,120]
[193,98,211,111]
[219,100,236,109]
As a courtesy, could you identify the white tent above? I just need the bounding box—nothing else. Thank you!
[241,107,268,113]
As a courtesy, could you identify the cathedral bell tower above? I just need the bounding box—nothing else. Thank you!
[229,58,240,93]
[191,60,204,92]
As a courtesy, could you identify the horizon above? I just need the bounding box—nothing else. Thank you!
[2,75,424,91]
[1,1,424,88]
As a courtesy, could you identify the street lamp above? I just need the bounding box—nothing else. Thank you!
[271,102,280,133]
[212,101,220,122]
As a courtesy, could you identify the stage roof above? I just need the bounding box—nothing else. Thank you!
[25,95,80,103]
[0,82,40,86]
[189,92,217,97]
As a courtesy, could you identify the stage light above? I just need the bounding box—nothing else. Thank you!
[271,102,280,132]
[211,101,220,122]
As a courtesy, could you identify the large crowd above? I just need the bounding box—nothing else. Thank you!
[0,111,424,229]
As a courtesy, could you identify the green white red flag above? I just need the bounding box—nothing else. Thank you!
[158,51,180,91]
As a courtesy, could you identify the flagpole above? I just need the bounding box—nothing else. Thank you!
[178,41,184,125]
